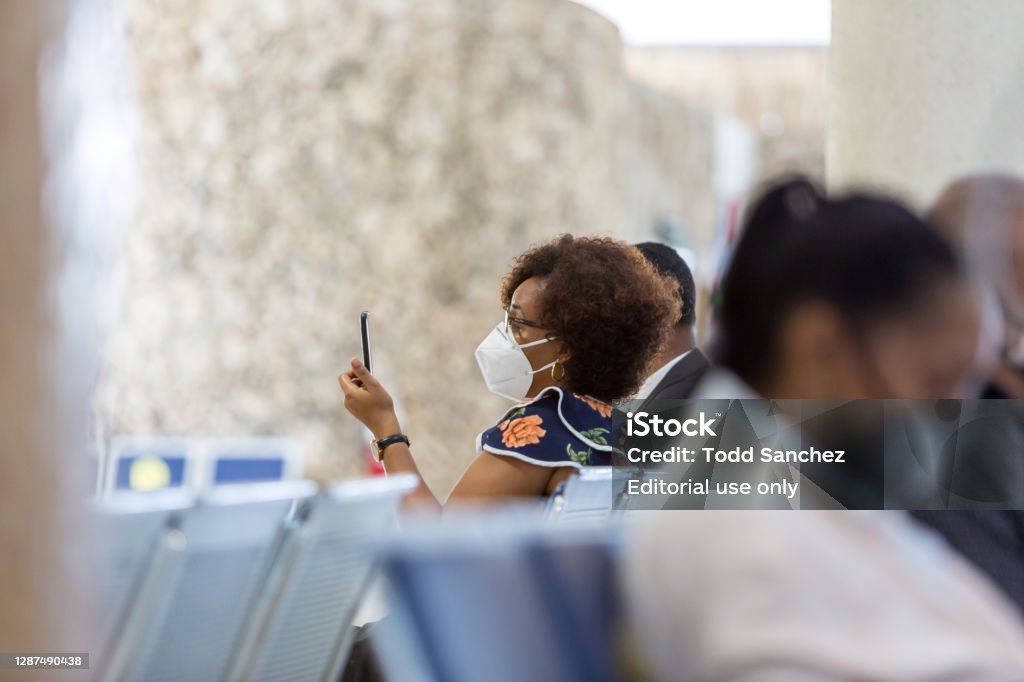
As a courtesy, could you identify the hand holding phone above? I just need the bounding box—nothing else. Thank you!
[339,314,399,437]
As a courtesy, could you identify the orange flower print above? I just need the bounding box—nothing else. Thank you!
[576,394,613,418]
[500,415,546,448]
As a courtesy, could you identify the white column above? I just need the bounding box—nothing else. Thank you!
[828,0,1024,208]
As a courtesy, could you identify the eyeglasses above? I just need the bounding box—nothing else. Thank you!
[503,308,546,335]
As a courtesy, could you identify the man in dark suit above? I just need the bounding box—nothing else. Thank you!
[633,242,709,402]
[613,243,711,510]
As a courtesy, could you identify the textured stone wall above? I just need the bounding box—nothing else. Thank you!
[96,0,713,495]
[625,46,827,181]
[619,81,715,256]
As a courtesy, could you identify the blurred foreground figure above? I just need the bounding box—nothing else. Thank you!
[927,174,1024,398]
[914,174,1024,616]
[0,0,95,660]
[624,512,1024,681]
[709,178,979,400]
[620,180,1024,680]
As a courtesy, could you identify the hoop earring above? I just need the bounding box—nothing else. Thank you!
[551,360,567,382]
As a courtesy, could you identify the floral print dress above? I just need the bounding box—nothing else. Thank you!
[476,386,613,468]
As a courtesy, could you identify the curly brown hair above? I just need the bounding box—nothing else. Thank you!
[500,234,677,401]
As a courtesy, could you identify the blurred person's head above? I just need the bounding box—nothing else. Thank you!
[634,242,697,361]
[928,174,1024,364]
[714,178,980,399]
[491,234,676,403]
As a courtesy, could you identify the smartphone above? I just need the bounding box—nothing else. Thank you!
[360,311,372,374]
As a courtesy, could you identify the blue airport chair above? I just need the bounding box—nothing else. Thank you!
[100,480,315,682]
[376,514,623,682]
[104,436,304,498]
[525,532,622,682]
[546,467,617,525]
[93,488,196,660]
[225,474,418,682]
[203,437,302,489]
[106,437,194,493]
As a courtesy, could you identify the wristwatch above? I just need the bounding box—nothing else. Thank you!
[372,433,410,461]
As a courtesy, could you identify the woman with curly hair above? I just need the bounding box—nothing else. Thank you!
[338,234,676,509]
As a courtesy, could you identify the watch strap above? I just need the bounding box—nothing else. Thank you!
[373,433,410,460]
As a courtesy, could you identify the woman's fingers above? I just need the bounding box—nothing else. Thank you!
[338,370,366,396]
[339,357,392,418]
[350,357,379,386]
[338,372,356,395]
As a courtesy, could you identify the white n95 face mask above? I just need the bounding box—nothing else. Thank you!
[475,324,557,402]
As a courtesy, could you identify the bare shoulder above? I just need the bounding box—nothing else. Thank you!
[446,450,565,503]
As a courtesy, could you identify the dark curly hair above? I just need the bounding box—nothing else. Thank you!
[500,234,677,401]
